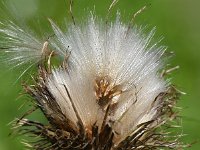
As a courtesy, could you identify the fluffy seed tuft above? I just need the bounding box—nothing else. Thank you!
[0,6,186,150]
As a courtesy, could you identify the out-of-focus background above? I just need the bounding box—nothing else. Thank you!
[0,0,199,149]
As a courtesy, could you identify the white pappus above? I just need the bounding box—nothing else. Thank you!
[0,2,185,150]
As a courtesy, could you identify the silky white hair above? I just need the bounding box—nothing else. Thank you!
[47,15,166,144]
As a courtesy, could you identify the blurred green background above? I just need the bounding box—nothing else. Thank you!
[0,0,200,149]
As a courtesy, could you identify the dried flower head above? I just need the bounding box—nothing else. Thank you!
[0,1,185,150]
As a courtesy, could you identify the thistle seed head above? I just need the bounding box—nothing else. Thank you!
[0,2,185,150]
